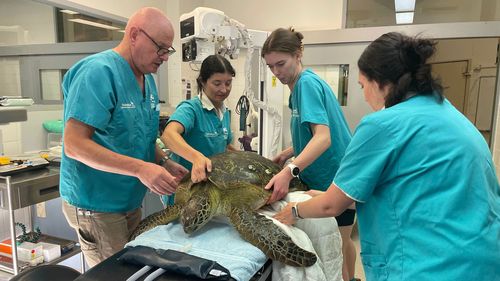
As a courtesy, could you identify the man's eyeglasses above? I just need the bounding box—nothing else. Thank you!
[139,29,176,57]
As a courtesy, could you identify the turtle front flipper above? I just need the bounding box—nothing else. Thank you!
[129,205,182,241]
[228,208,317,267]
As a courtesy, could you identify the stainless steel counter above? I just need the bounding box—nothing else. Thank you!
[0,166,60,210]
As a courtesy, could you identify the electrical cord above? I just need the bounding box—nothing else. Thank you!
[236,95,250,131]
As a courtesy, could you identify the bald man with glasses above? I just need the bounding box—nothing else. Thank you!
[60,7,188,267]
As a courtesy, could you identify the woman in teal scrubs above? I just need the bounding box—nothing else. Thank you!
[160,55,237,204]
[274,32,500,280]
[262,27,356,281]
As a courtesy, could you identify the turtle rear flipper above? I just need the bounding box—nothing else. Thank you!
[228,208,317,267]
[129,205,181,241]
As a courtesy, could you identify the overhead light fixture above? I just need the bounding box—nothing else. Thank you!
[396,12,414,24]
[395,0,416,24]
[68,19,120,30]
[395,0,416,12]
[60,9,79,15]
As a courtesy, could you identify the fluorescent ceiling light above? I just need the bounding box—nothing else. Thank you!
[396,12,414,24]
[395,0,416,12]
[60,9,79,15]
[68,19,119,30]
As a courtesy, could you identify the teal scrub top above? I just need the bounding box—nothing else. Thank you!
[290,69,352,190]
[60,50,160,212]
[167,96,233,170]
[334,95,500,280]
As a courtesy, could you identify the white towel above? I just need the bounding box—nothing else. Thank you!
[259,192,344,281]
[0,97,34,106]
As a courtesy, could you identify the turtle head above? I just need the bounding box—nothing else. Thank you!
[180,193,215,234]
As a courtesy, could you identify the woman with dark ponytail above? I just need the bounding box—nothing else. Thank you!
[274,32,500,281]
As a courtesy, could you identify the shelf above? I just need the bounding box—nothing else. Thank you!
[0,166,72,276]
[0,245,81,275]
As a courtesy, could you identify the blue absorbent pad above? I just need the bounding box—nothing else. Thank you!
[126,219,267,281]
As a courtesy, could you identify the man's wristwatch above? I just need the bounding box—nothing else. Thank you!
[158,155,170,166]
[287,163,300,178]
[291,202,303,219]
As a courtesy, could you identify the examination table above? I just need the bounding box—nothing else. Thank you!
[73,247,272,281]
[73,192,343,281]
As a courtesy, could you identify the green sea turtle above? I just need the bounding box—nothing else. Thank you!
[129,150,317,267]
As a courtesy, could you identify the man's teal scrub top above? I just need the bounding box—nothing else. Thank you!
[60,50,160,212]
[334,95,500,280]
[290,69,351,190]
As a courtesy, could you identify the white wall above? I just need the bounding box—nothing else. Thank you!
[199,0,345,31]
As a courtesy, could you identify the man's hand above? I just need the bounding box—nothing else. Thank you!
[136,162,181,195]
[162,159,189,183]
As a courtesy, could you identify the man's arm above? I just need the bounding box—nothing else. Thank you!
[64,118,180,195]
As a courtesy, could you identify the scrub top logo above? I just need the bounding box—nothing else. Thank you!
[150,93,156,109]
[121,101,135,109]
[223,128,228,140]
[291,108,299,117]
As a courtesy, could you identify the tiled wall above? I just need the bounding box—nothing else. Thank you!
[0,57,23,155]
[0,58,21,97]
[0,122,22,155]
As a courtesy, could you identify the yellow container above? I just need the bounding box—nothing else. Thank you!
[0,156,10,165]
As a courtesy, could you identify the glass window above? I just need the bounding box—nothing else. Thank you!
[40,69,65,101]
[0,0,124,46]
[56,8,124,42]
[304,64,349,106]
[347,0,500,28]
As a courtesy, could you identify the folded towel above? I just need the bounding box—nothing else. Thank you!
[0,97,34,106]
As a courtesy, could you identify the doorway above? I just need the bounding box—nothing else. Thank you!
[431,38,499,145]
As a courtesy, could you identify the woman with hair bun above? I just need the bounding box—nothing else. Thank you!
[161,54,238,205]
[274,32,500,280]
[262,27,355,281]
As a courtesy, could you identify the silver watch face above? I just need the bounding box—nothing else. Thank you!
[291,206,299,218]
